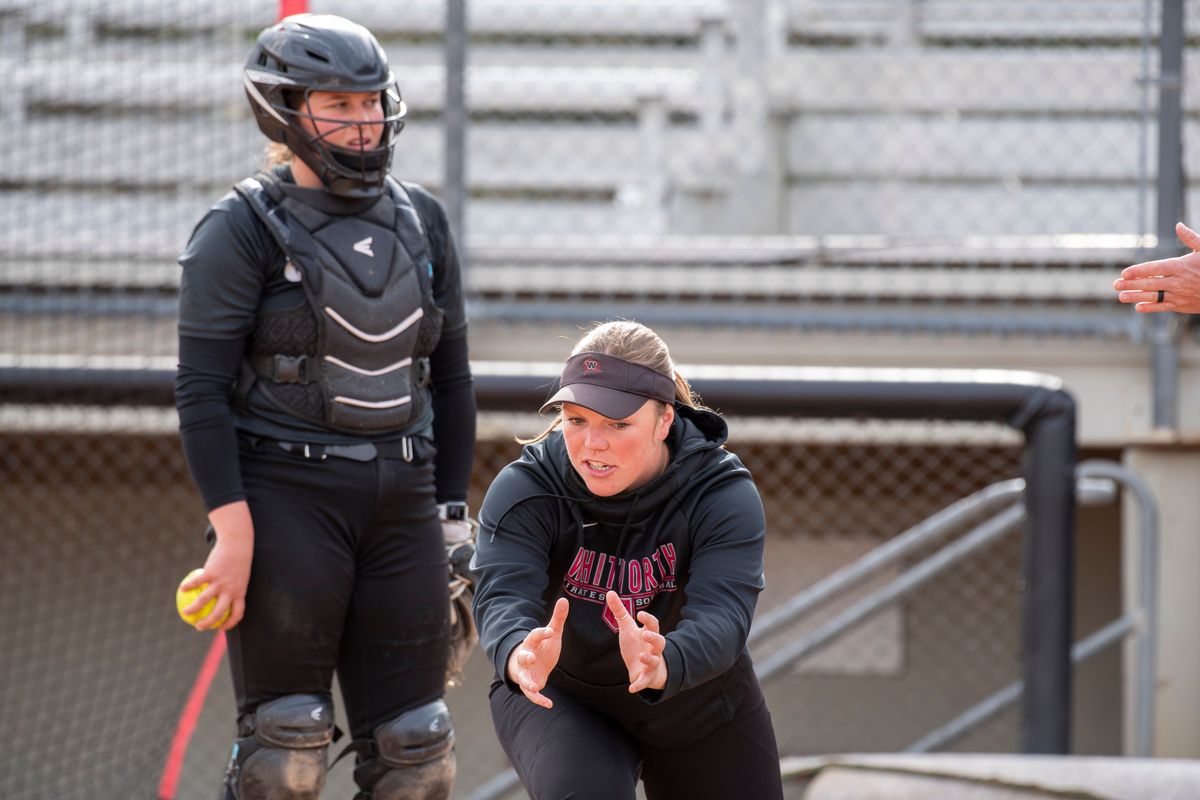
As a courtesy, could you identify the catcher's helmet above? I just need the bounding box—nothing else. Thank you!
[244,14,406,198]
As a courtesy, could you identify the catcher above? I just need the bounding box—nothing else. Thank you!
[173,14,476,799]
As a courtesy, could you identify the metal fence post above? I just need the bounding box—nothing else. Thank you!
[1015,388,1077,753]
[1150,0,1186,429]
[445,0,469,273]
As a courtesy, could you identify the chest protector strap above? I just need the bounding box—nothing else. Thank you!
[233,174,445,433]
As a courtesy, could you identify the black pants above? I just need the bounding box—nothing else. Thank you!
[227,437,449,739]
[489,676,784,800]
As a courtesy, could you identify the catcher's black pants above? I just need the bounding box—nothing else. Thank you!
[490,675,784,800]
[227,435,449,739]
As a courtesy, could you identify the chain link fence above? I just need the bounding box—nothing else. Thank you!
[0,410,1051,796]
[746,422,1029,755]
[0,0,1152,797]
[0,409,1123,799]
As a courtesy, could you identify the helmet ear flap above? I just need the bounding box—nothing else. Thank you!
[257,87,311,147]
[380,85,407,146]
[278,87,310,130]
[279,87,305,111]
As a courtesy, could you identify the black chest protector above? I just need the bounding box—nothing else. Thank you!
[233,173,444,434]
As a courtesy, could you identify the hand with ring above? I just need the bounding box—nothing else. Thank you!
[1113,222,1200,314]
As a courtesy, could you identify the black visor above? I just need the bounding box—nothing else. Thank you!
[540,352,676,419]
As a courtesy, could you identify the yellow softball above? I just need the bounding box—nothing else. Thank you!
[176,568,230,628]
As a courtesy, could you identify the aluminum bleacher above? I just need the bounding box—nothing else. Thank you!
[17,0,727,39]
[0,0,1188,344]
[785,0,1165,43]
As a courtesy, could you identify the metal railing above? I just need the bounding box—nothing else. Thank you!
[904,461,1159,758]
[747,479,1027,657]
[746,459,1158,763]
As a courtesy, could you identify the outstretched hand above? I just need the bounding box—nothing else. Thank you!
[1114,222,1200,314]
[605,591,668,693]
[507,597,570,708]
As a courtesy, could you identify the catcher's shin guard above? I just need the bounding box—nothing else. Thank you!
[222,694,335,800]
[353,699,455,800]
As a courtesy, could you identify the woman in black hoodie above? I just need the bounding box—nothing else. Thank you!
[472,321,784,800]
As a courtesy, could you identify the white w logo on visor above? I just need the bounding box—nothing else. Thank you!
[353,237,374,257]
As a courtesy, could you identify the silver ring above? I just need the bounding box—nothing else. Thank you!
[1157,290,1165,303]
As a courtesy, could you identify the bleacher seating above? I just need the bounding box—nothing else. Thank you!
[0,0,1194,339]
[15,62,711,116]
[17,0,727,39]
[785,0,1166,44]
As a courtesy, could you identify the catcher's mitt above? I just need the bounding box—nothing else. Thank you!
[445,519,479,688]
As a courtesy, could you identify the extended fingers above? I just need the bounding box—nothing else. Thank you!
[1115,289,1178,313]
[547,597,570,633]
[628,657,661,693]
[640,629,666,655]
[1177,221,1200,250]
[1114,273,1175,290]
[511,651,542,687]
[604,591,630,623]
[525,627,550,646]
[1119,247,1200,282]
[512,658,553,707]
[1117,289,1164,305]
[518,669,544,696]
[522,688,553,709]
[512,655,552,706]
[635,610,660,634]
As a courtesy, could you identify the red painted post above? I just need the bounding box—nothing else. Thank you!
[278,0,308,20]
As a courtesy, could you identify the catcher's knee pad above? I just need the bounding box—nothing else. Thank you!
[354,699,455,800]
[225,694,335,800]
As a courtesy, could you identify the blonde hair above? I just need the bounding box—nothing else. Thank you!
[519,320,700,444]
[264,142,294,169]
